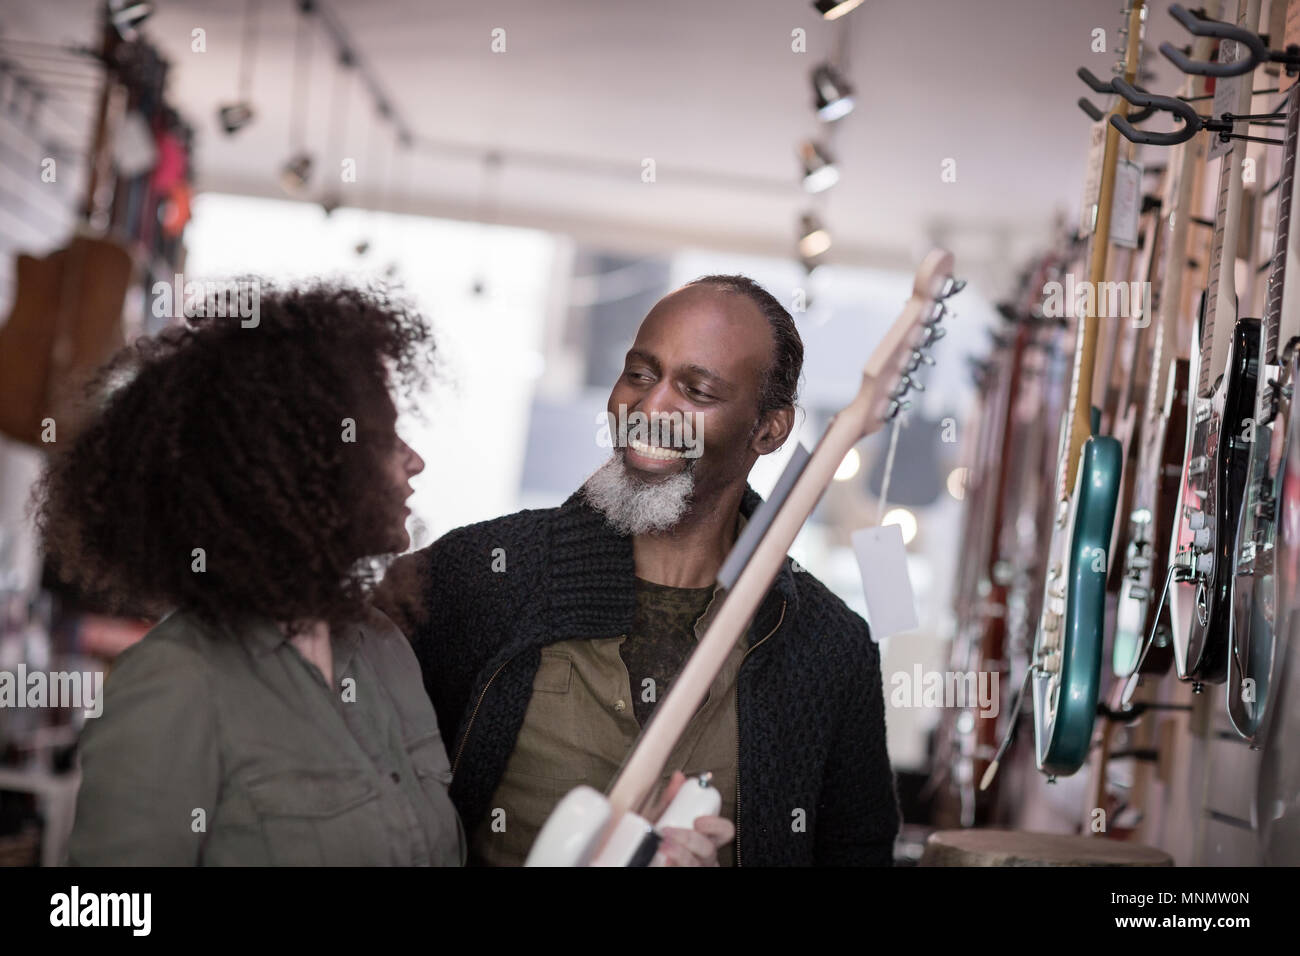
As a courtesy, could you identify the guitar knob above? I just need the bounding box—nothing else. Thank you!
[1194,528,1211,551]
[1189,511,1207,530]
[1128,584,1150,601]
[1130,554,1151,570]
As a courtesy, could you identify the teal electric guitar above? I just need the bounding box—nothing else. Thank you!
[1028,0,1140,778]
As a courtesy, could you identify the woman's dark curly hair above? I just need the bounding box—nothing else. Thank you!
[34,280,432,633]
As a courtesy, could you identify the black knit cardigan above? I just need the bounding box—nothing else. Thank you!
[377,485,900,866]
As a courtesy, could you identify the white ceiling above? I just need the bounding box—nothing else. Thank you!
[2,0,1217,284]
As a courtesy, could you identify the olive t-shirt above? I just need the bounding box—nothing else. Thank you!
[621,578,716,727]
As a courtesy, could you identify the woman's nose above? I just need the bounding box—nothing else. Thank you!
[404,440,425,477]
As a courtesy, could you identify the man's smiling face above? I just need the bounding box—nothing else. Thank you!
[606,284,779,501]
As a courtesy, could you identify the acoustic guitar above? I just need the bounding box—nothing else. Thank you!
[0,9,140,447]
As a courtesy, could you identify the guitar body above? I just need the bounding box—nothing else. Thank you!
[0,252,66,444]
[0,235,132,446]
[1171,318,1261,683]
[1114,359,1190,676]
[526,777,722,867]
[1230,348,1300,738]
[1032,426,1122,777]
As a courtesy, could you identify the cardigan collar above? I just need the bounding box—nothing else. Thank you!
[544,481,799,647]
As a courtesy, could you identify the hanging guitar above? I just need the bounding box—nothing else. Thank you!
[524,249,962,866]
[926,251,1057,828]
[1162,0,1265,687]
[0,8,159,447]
[1110,4,1222,680]
[1026,0,1143,779]
[1230,71,1300,741]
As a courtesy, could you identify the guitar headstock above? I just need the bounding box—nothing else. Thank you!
[860,249,962,432]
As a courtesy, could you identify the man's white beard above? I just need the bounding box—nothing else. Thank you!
[581,452,695,535]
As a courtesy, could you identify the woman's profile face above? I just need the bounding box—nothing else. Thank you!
[351,386,425,557]
[381,429,424,553]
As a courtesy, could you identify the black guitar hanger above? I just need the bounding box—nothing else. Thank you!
[1077,66,1157,124]
[1160,3,1300,77]
[1109,78,1287,147]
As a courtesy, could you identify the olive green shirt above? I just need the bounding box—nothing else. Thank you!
[68,606,465,866]
[471,581,744,867]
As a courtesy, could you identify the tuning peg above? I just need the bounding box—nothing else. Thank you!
[924,325,947,344]
[886,398,913,420]
[939,277,966,299]
[906,350,936,373]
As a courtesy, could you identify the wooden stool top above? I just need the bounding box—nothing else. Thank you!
[920,829,1174,867]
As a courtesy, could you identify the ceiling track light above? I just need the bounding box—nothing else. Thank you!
[108,0,153,41]
[217,0,259,135]
[813,0,866,20]
[812,63,855,122]
[799,140,839,193]
[318,45,355,215]
[281,6,315,195]
[798,212,831,259]
[280,152,314,195]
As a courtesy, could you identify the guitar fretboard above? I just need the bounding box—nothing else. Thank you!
[1145,10,1219,426]
[1200,5,1259,395]
[1203,151,1237,395]
[1263,85,1300,369]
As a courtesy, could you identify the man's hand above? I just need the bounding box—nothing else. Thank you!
[647,771,735,867]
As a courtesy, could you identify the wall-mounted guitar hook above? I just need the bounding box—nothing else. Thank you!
[1109,77,1285,147]
[1160,3,1300,77]
[1077,66,1156,123]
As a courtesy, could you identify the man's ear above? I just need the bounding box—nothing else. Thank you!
[751,406,794,456]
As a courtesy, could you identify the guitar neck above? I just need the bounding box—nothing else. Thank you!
[1264,84,1300,371]
[1146,3,1222,419]
[1113,189,1164,419]
[1061,0,1145,499]
[1201,0,1262,396]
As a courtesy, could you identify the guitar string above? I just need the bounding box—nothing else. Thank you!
[876,414,903,525]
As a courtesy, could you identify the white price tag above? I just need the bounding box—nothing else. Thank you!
[851,523,919,640]
[1109,159,1143,248]
[1079,120,1107,235]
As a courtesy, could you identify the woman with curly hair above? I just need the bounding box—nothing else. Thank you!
[37,281,464,866]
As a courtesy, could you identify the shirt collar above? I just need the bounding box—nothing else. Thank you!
[240,615,363,672]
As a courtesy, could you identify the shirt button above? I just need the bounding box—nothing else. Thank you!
[613,699,627,712]
[390,772,401,783]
